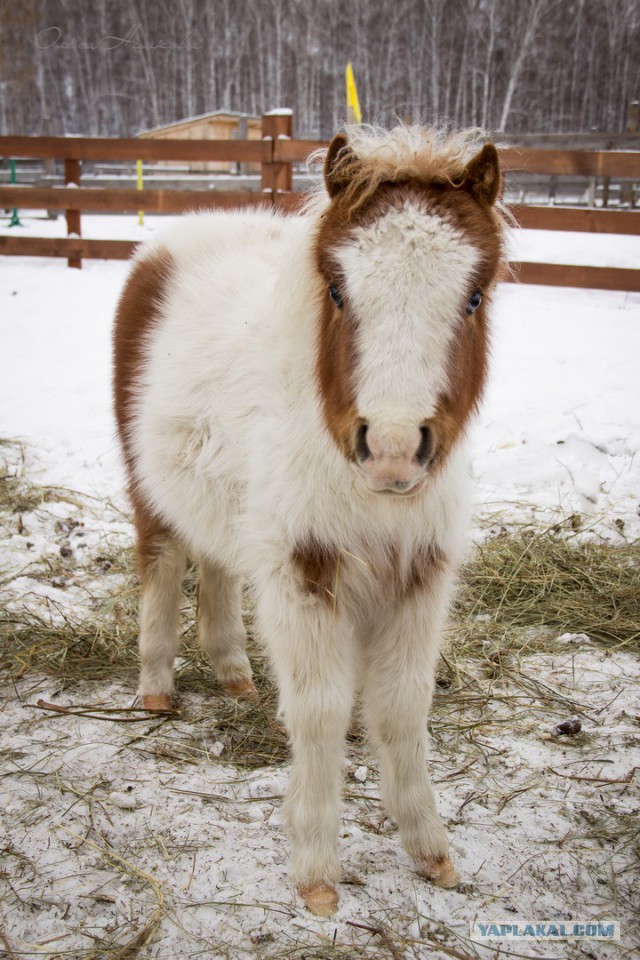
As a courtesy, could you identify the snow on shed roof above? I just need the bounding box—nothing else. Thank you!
[138,110,260,136]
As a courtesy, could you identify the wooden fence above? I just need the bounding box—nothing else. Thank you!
[1,111,639,290]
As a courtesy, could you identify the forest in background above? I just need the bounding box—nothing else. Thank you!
[1,0,639,139]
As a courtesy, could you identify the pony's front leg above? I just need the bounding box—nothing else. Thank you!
[361,573,460,889]
[256,568,355,917]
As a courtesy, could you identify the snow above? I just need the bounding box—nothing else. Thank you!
[473,282,640,536]
[508,226,640,269]
[1,214,639,958]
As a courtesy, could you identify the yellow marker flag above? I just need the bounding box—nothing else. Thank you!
[136,159,144,226]
[346,62,362,124]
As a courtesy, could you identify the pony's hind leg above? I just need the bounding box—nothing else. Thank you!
[197,559,256,698]
[137,531,187,711]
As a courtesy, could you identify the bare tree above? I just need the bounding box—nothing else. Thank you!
[1,0,638,137]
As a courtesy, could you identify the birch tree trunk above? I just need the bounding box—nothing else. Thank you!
[496,0,549,132]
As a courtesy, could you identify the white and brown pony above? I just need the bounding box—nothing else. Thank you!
[113,125,506,917]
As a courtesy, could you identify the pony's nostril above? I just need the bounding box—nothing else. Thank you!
[356,422,371,462]
[415,426,433,466]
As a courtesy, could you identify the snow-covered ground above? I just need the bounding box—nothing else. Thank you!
[1,215,639,958]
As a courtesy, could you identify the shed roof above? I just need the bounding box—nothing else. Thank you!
[138,110,260,137]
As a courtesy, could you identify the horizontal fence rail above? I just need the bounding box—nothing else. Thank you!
[511,262,640,291]
[1,114,639,290]
[497,147,640,179]
[273,138,640,179]
[3,189,638,235]
[0,236,136,260]
[510,204,640,234]
[0,135,272,164]
[0,186,272,214]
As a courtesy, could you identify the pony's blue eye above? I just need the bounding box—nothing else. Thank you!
[466,289,483,315]
[329,285,344,309]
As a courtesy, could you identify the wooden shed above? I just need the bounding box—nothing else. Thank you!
[137,111,262,172]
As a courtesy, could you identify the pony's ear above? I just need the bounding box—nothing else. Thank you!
[463,143,501,205]
[324,133,360,198]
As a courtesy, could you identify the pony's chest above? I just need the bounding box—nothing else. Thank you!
[289,529,446,615]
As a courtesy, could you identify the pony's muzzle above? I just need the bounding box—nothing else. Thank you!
[355,421,434,494]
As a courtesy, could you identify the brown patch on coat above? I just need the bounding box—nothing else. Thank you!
[406,543,448,595]
[291,537,340,607]
[314,285,361,458]
[380,541,449,603]
[112,247,177,581]
[134,524,180,587]
[432,305,490,467]
[291,536,448,610]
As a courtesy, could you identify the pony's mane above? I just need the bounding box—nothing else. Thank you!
[306,124,511,229]
[341,123,488,184]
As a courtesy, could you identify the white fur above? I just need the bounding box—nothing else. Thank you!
[124,198,481,897]
[340,202,479,426]
[338,202,479,492]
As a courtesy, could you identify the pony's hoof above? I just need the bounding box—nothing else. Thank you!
[142,693,173,711]
[416,854,460,888]
[299,883,338,917]
[224,678,258,700]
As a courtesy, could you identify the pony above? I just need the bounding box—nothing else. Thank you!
[113,124,507,917]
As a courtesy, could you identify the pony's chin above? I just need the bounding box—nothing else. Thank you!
[359,475,427,498]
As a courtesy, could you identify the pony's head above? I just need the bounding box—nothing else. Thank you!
[313,125,507,496]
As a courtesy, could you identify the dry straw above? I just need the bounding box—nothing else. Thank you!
[1,443,638,767]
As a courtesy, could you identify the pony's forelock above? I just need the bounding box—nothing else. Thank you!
[305,123,513,233]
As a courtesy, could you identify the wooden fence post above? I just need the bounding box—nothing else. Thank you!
[64,157,82,268]
[41,117,58,219]
[261,110,293,203]
[622,107,638,206]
